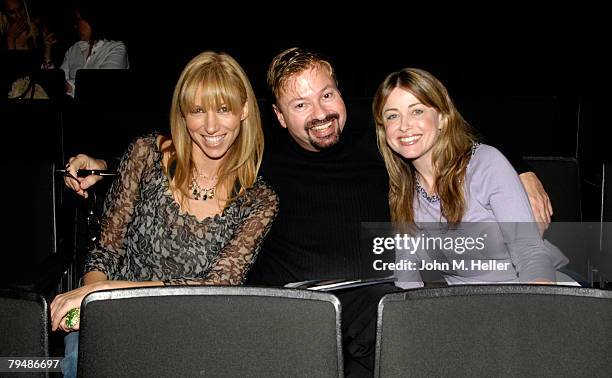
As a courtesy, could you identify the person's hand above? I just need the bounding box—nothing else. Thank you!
[42,29,57,47]
[7,17,28,40]
[64,154,107,199]
[519,172,553,236]
[42,28,57,60]
[50,282,105,332]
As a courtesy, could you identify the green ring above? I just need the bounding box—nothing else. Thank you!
[65,308,80,328]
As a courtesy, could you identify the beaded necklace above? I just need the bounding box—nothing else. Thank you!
[189,169,218,201]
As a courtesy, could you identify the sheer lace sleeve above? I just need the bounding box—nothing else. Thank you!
[164,179,279,286]
[84,135,158,278]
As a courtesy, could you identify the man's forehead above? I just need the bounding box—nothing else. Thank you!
[280,67,336,102]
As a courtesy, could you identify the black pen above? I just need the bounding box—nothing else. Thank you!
[56,169,118,177]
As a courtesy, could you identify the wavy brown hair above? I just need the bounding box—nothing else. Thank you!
[165,51,263,209]
[373,68,477,224]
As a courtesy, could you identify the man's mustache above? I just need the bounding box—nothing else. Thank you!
[306,113,340,129]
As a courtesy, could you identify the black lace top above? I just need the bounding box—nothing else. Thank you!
[84,134,279,285]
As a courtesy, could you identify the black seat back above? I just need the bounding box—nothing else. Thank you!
[0,289,49,358]
[74,69,133,102]
[523,156,582,222]
[603,162,612,223]
[37,69,66,100]
[79,287,343,377]
[593,162,612,285]
[375,285,612,377]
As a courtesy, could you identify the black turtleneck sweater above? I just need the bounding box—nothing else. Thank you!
[247,121,391,286]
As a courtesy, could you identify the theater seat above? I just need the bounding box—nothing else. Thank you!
[523,156,582,222]
[0,289,49,359]
[591,162,612,287]
[78,287,343,377]
[74,69,133,102]
[603,161,612,223]
[522,156,595,280]
[375,285,612,377]
[35,69,66,100]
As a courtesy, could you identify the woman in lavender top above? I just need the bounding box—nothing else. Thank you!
[372,68,570,289]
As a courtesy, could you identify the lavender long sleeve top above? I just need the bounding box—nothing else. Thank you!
[395,144,568,289]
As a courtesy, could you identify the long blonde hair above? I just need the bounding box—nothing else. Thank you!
[373,68,477,224]
[165,51,263,208]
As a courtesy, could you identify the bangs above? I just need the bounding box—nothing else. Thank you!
[397,71,447,112]
[179,63,246,115]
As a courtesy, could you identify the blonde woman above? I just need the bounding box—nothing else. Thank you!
[53,51,279,377]
[0,0,38,51]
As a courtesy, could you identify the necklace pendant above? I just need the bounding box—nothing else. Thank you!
[190,176,216,201]
[205,187,215,200]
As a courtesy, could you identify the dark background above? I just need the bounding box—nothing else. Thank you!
[16,1,612,220]
[30,2,610,98]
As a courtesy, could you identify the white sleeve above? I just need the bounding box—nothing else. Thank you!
[99,42,129,69]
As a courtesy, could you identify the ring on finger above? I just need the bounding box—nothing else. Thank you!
[65,308,80,329]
